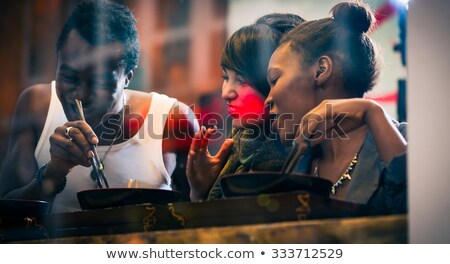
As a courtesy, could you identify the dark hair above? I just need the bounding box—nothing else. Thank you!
[221,13,305,97]
[56,0,140,73]
[280,1,380,97]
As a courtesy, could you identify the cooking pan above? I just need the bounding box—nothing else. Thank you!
[77,188,182,210]
[220,172,333,198]
[0,199,51,216]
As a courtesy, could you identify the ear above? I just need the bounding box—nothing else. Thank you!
[125,69,134,88]
[314,56,333,88]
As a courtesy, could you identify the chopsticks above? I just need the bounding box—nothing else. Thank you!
[127,179,138,188]
[75,99,109,188]
[281,144,301,175]
[281,137,311,175]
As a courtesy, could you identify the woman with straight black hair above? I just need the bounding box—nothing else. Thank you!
[187,13,305,201]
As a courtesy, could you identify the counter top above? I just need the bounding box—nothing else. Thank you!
[1,192,407,243]
[30,214,407,244]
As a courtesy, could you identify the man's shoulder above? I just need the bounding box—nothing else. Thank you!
[9,83,51,137]
[125,89,197,127]
[126,89,191,114]
[126,90,170,117]
[23,83,51,94]
[127,89,177,104]
[16,83,51,116]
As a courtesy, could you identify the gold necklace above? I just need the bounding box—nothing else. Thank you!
[313,153,359,195]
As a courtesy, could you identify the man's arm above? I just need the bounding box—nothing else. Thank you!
[0,84,52,200]
[162,101,199,176]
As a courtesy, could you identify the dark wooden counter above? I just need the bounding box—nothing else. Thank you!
[30,214,407,244]
[1,192,407,243]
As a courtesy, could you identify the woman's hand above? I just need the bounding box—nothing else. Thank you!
[48,120,98,175]
[294,99,370,143]
[186,126,234,201]
[294,98,407,163]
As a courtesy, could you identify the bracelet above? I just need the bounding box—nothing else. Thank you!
[35,163,67,195]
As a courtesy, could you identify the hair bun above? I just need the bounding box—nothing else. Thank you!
[331,1,375,34]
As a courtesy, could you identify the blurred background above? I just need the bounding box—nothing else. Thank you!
[0,0,407,168]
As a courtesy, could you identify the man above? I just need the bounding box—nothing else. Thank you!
[0,0,198,213]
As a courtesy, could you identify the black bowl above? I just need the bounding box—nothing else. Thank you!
[220,172,333,198]
[77,188,181,210]
[0,199,51,216]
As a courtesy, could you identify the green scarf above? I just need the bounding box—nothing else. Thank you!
[207,127,288,200]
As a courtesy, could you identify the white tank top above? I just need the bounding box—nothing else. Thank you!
[34,81,177,213]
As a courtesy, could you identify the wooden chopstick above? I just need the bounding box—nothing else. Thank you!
[74,99,109,188]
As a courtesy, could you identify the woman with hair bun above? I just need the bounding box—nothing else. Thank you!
[265,1,407,214]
